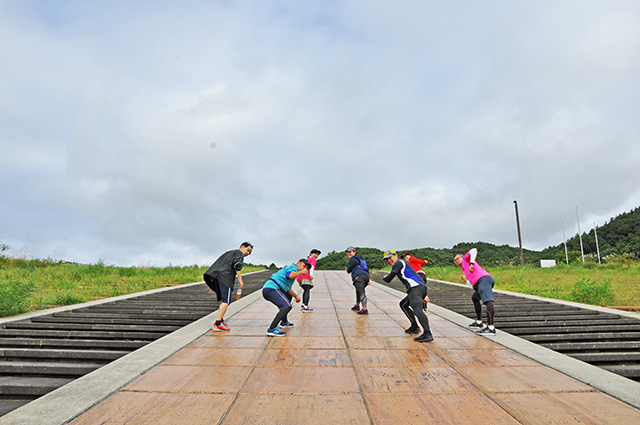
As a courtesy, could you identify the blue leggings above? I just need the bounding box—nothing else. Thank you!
[263,287,292,329]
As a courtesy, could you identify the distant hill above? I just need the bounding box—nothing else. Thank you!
[540,205,640,263]
[316,206,640,269]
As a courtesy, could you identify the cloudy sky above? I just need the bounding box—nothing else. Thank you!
[1,1,639,267]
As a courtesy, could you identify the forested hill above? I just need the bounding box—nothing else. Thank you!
[540,205,640,262]
[315,206,640,269]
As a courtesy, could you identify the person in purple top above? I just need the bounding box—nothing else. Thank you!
[454,248,496,335]
[345,246,370,315]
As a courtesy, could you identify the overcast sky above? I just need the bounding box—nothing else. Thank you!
[1,1,639,267]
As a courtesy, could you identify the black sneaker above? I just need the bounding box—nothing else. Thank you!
[469,321,484,328]
[357,309,368,315]
[351,305,360,311]
[414,333,434,343]
[405,326,421,334]
[477,326,496,335]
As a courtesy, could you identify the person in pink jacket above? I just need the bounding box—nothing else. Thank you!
[454,248,496,335]
[296,249,320,312]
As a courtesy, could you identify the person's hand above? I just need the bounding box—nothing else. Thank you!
[295,295,301,303]
[469,264,475,273]
[239,282,245,289]
[309,276,314,281]
[460,274,466,282]
[424,295,430,303]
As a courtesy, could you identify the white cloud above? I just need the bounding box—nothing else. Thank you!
[1,1,639,267]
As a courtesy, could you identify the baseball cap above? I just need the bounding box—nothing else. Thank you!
[345,246,356,252]
[299,258,312,268]
[383,250,397,259]
[310,249,321,255]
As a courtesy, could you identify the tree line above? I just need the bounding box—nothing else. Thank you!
[316,206,640,269]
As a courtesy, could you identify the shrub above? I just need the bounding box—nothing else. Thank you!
[53,291,87,306]
[0,280,36,316]
[570,277,614,306]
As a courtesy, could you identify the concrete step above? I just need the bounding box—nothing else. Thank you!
[541,341,640,351]
[32,316,191,326]
[0,361,104,376]
[52,312,196,321]
[496,319,640,336]
[0,348,129,361]
[0,376,74,396]
[0,399,32,417]
[65,311,207,320]
[514,328,640,337]
[523,332,640,342]
[600,365,640,378]
[571,352,640,362]
[3,322,180,333]
[0,338,147,350]
[0,329,165,340]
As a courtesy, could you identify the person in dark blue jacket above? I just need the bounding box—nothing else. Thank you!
[382,250,433,343]
[346,246,370,315]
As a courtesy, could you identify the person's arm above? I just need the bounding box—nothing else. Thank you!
[286,269,309,280]
[236,270,244,289]
[383,271,397,283]
[416,258,427,266]
[287,288,301,303]
[468,248,478,273]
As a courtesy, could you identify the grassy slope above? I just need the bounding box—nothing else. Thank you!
[0,259,264,317]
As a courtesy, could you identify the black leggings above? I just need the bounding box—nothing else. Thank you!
[472,294,495,326]
[400,285,431,334]
[353,274,369,309]
[301,284,313,305]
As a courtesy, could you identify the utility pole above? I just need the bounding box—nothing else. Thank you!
[514,200,524,266]
[576,206,585,264]
[562,222,569,266]
[594,222,601,265]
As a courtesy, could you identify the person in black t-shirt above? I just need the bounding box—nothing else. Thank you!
[203,242,253,331]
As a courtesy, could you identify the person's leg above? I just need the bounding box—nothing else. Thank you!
[214,283,232,328]
[360,275,369,310]
[477,276,496,330]
[302,284,311,306]
[418,273,428,311]
[281,292,294,324]
[409,286,432,336]
[400,296,418,329]
[485,301,495,326]
[354,275,368,311]
[216,303,229,322]
[263,288,292,330]
[472,292,483,321]
[352,281,360,309]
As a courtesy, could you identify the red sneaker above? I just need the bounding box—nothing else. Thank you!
[213,323,230,331]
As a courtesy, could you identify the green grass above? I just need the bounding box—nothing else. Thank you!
[0,257,264,317]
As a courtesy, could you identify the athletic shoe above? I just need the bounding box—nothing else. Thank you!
[267,328,287,337]
[357,309,368,315]
[279,320,294,327]
[213,323,230,331]
[477,326,496,335]
[351,305,360,311]
[469,321,484,328]
[302,306,314,312]
[414,333,434,343]
[405,326,421,334]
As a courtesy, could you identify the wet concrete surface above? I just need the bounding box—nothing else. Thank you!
[64,270,640,425]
